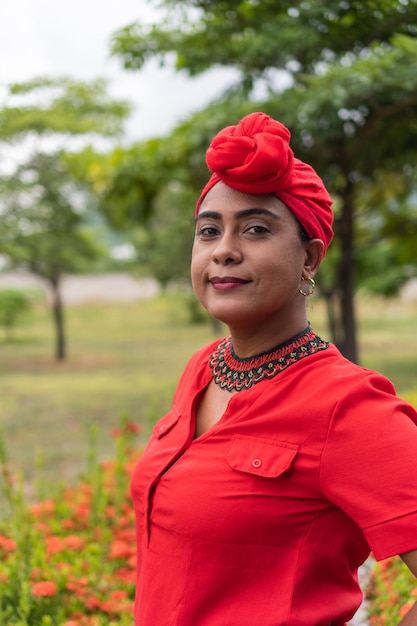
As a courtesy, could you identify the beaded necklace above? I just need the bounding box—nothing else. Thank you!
[209,325,329,392]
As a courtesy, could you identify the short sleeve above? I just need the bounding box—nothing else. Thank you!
[319,372,417,560]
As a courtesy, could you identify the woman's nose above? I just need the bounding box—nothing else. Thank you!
[211,233,243,265]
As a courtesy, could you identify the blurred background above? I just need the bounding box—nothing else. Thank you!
[0,0,416,488]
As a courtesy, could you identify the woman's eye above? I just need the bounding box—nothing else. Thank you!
[198,226,219,237]
[245,225,270,234]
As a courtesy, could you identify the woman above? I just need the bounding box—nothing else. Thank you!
[131,112,417,625]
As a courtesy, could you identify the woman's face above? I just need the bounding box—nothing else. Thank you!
[191,183,322,340]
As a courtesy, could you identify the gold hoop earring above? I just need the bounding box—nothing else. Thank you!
[299,276,315,297]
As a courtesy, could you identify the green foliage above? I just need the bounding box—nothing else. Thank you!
[109,0,417,362]
[0,77,130,140]
[0,289,31,340]
[0,77,131,281]
[91,139,172,229]
[0,77,132,359]
[366,556,417,623]
[131,185,195,288]
[0,152,107,280]
[111,1,417,78]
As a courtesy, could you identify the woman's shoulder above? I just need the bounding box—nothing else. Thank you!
[308,340,398,395]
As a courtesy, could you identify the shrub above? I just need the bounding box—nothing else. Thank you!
[0,416,142,625]
[366,557,417,624]
[0,288,31,340]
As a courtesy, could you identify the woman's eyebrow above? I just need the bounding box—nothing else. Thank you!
[195,207,280,223]
[195,210,221,223]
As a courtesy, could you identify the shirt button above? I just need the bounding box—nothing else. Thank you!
[252,458,262,468]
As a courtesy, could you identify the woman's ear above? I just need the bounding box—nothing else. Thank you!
[304,239,324,276]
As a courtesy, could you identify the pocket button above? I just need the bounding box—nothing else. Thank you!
[252,458,262,468]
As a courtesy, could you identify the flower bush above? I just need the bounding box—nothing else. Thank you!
[366,557,417,624]
[0,416,142,625]
[1,398,417,624]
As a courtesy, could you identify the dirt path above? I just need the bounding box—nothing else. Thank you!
[0,271,160,303]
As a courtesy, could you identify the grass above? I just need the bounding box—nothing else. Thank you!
[0,290,416,494]
[356,296,417,392]
[0,293,215,492]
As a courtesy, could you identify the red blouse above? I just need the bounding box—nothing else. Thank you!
[131,340,417,625]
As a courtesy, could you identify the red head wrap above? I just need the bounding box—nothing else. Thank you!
[196,112,334,255]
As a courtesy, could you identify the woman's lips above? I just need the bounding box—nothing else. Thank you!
[210,277,250,290]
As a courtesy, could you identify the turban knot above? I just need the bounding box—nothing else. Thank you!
[196,112,334,255]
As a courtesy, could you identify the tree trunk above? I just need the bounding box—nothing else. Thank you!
[49,276,66,361]
[329,183,358,364]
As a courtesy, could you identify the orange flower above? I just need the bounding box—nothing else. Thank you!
[32,581,58,597]
[62,535,86,550]
[66,576,89,598]
[126,420,142,434]
[34,521,53,535]
[30,499,55,517]
[84,597,102,610]
[105,505,116,518]
[127,554,137,568]
[79,483,92,497]
[377,558,393,572]
[399,602,414,617]
[96,597,131,615]
[46,535,65,555]
[62,519,76,530]
[114,567,136,584]
[74,503,90,521]
[109,539,135,559]
[31,568,42,580]
[110,589,128,601]
[114,528,135,543]
[116,514,133,529]
[111,420,141,439]
[67,612,84,620]
[0,535,17,552]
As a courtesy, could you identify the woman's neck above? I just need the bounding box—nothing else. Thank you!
[227,314,310,359]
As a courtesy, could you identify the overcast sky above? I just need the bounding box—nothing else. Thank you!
[1,0,237,141]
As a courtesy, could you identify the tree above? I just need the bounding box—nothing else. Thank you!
[0,78,131,360]
[89,103,255,288]
[110,0,417,362]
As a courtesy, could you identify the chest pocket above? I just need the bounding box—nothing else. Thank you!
[226,435,299,478]
[152,409,181,439]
